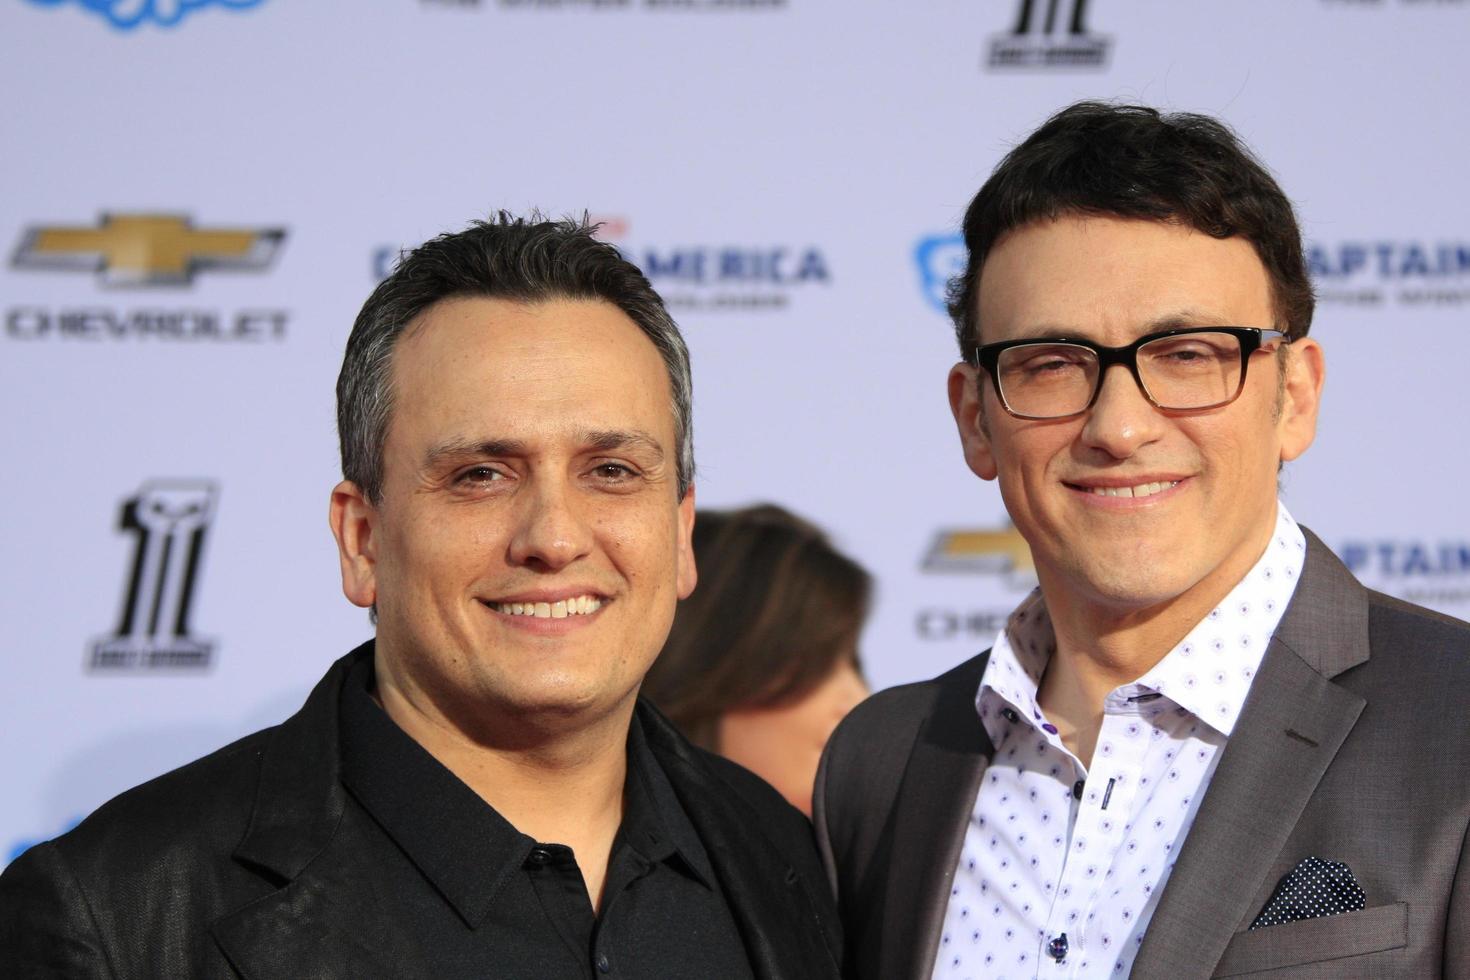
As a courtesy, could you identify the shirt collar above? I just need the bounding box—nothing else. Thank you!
[1131,505,1305,733]
[977,502,1307,742]
[338,656,715,928]
[622,710,718,891]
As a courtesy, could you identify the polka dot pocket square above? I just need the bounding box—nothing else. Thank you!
[1248,856,1367,930]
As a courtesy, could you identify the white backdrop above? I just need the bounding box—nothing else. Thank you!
[3,0,1468,864]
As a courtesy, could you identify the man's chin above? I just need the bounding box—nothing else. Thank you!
[1048,553,1201,616]
[482,673,639,727]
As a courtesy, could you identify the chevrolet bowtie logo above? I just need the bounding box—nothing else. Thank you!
[923,524,1036,576]
[13,214,285,286]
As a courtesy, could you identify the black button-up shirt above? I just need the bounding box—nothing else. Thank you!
[338,657,755,979]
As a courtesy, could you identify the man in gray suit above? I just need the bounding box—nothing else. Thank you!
[816,102,1470,978]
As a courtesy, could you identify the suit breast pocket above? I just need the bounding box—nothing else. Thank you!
[1212,902,1408,977]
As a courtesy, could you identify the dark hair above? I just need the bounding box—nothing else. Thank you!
[337,212,694,504]
[640,504,871,752]
[948,101,1315,354]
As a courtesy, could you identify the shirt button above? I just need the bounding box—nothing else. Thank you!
[527,847,551,866]
[1001,707,1020,724]
[1073,780,1085,800]
[596,953,611,974]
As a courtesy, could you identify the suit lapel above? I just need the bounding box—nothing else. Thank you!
[881,656,995,980]
[211,856,428,980]
[214,645,413,980]
[1132,534,1371,979]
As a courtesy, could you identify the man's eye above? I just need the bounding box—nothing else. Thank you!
[592,463,636,481]
[456,466,504,485]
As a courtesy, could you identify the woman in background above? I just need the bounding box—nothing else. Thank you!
[641,503,871,816]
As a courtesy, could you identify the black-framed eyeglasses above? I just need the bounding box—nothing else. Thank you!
[972,327,1290,421]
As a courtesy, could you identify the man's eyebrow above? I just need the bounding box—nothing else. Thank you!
[582,429,666,461]
[1004,309,1244,342]
[423,437,528,468]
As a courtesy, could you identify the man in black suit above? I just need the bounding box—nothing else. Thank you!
[816,104,1470,978]
[0,215,842,979]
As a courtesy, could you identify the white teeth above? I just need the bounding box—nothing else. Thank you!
[489,595,604,618]
[1089,480,1178,498]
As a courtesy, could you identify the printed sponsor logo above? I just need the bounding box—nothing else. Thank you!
[631,242,830,310]
[915,232,965,315]
[90,480,218,671]
[24,0,269,31]
[1308,240,1470,307]
[922,523,1036,581]
[13,214,283,288]
[987,0,1111,70]
[6,213,290,343]
[915,608,1014,642]
[373,216,832,312]
[600,217,832,311]
[916,522,1036,642]
[420,0,785,11]
[1338,538,1470,611]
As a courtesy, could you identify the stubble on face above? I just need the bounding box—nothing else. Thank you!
[965,216,1302,623]
[362,297,696,745]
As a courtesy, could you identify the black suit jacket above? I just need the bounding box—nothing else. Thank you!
[0,644,842,979]
[815,531,1470,978]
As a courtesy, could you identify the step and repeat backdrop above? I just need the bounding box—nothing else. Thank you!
[3,0,1468,863]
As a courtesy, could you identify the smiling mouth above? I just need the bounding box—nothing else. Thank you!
[485,595,605,619]
[1069,479,1182,499]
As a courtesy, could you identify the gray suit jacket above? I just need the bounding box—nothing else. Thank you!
[815,531,1470,978]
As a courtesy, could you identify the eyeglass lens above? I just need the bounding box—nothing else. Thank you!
[996,331,1246,418]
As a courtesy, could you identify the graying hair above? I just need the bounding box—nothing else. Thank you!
[337,212,695,502]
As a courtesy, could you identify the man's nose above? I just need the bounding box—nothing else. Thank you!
[506,478,594,572]
[1077,363,1165,459]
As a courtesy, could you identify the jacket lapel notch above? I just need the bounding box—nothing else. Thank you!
[211,872,413,980]
[231,647,368,880]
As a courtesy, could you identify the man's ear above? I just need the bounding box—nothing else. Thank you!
[675,484,697,600]
[948,362,998,481]
[329,480,379,608]
[1278,338,1325,463]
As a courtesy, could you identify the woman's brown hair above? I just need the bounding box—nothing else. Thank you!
[641,504,871,751]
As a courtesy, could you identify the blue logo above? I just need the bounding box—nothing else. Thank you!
[1338,539,1470,613]
[1309,242,1470,281]
[633,246,829,286]
[915,233,965,314]
[1339,541,1470,579]
[1308,240,1470,308]
[26,0,269,31]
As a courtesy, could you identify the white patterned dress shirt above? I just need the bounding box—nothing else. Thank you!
[931,503,1307,979]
